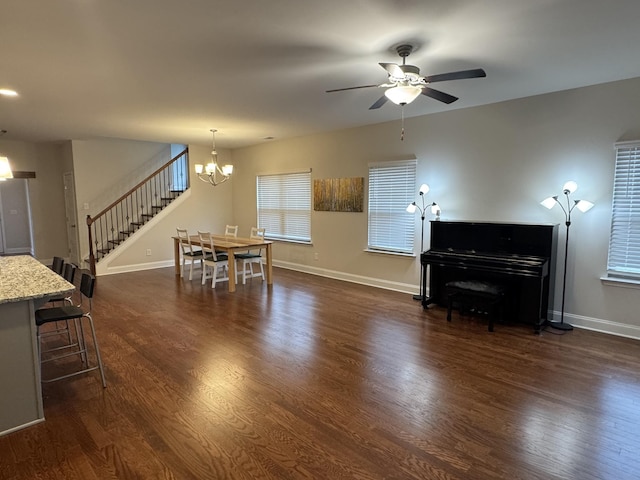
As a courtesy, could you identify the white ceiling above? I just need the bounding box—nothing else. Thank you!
[2,0,640,149]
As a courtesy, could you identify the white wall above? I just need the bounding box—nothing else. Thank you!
[230,76,640,339]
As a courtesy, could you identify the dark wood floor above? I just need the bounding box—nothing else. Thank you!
[2,267,640,480]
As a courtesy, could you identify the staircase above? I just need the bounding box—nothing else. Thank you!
[86,148,189,274]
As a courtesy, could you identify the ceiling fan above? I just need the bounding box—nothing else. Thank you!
[326,44,486,110]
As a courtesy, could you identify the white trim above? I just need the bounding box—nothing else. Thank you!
[0,417,45,438]
[274,260,416,294]
[600,275,640,289]
[614,140,640,149]
[554,311,640,341]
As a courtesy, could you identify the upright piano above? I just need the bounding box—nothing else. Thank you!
[421,221,558,333]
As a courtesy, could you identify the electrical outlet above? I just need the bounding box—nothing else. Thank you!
[314,252,319,261]
[146,248,151,256]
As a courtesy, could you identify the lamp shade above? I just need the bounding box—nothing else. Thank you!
[540,196,558,209]
[406,203,417,213]
[384,86,422,105]
[194,164,204,174]
[419,184,430,195]
[575,199,594,213]
[221,164,233,176]
[0,156,13,180]
[563,180,578,194]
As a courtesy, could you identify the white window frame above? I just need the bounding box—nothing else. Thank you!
[367,160,417,255]
[607,141,640,280]
[257,170,312,243]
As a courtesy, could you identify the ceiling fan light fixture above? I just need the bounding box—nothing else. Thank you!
[384,85,422,106]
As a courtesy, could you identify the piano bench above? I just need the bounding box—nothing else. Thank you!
[445,280,506,332]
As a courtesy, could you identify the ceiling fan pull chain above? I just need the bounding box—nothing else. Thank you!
[400,105,405,141]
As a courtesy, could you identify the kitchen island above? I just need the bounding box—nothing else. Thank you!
[0,255,75,436]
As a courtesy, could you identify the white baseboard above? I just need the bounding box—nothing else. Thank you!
[274,260,416,295]
[98,259,175,276]
[552,311,640,341]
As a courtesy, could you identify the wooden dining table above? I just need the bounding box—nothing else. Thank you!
[172,234,273,292]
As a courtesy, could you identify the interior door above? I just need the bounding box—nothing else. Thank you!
[63,172,80,265]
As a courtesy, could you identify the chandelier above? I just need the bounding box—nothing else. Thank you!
[194,129,233,186]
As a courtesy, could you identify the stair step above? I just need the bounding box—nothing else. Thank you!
[151,205,163,211]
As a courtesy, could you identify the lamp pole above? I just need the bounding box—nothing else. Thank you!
[407,184,439,302]
[541,181,594,331]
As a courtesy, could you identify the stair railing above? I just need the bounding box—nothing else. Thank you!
[86,148,189,274]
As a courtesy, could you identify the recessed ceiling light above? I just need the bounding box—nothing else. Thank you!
[0,89,18,97]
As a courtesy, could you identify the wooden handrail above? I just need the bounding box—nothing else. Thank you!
[87,147,188,226]
[86,147,189,275]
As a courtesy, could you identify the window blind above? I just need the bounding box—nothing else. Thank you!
[257,171,311,243]
[607,141,640,278]
[368,160,416,254]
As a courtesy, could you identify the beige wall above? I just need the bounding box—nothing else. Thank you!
[0,139,68,261]
[98,142,235,273]
[230,76,640,339]
[5,76,640,339]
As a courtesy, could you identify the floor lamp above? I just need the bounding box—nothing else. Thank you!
[407,184,440,301]
[541,181,594,331]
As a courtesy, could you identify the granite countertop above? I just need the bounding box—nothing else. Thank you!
[0,255,75,305]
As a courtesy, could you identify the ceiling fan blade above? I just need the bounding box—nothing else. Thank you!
[369,95,389,110]
[424,68,487,83]
[326,84,379,93]
[379,62,405,78]
[422,87,458,104]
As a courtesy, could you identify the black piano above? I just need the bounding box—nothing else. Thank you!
[421,221,558,333]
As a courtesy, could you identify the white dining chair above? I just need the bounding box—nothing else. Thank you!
[235,227,266,285]
[176,228,204,280]
[198,231,230,288]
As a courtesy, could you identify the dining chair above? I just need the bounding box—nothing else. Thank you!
[198,231,230,288]
[35,272,107,387]
[176,227,204,280]
[234,227,266,285]
[224,224,238,237]
[216,224,238,255]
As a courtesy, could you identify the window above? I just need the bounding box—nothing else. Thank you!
[367,160,417,254]
[607,141,640,279]
[257,171,311,243]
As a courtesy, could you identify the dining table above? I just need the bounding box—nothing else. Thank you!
[172,233,273,292]
[0,255,75,435]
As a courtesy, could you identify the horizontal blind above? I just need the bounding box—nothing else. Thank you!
[257,171,311,242]
[368,160,416,254]
[608,141,640,278]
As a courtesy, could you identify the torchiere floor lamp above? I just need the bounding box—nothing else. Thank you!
[541,180,594,330]
[407,184,441,301]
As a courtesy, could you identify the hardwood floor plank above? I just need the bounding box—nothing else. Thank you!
[4,267,640,479]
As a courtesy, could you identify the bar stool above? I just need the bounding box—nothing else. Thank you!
[35,272,107,387]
